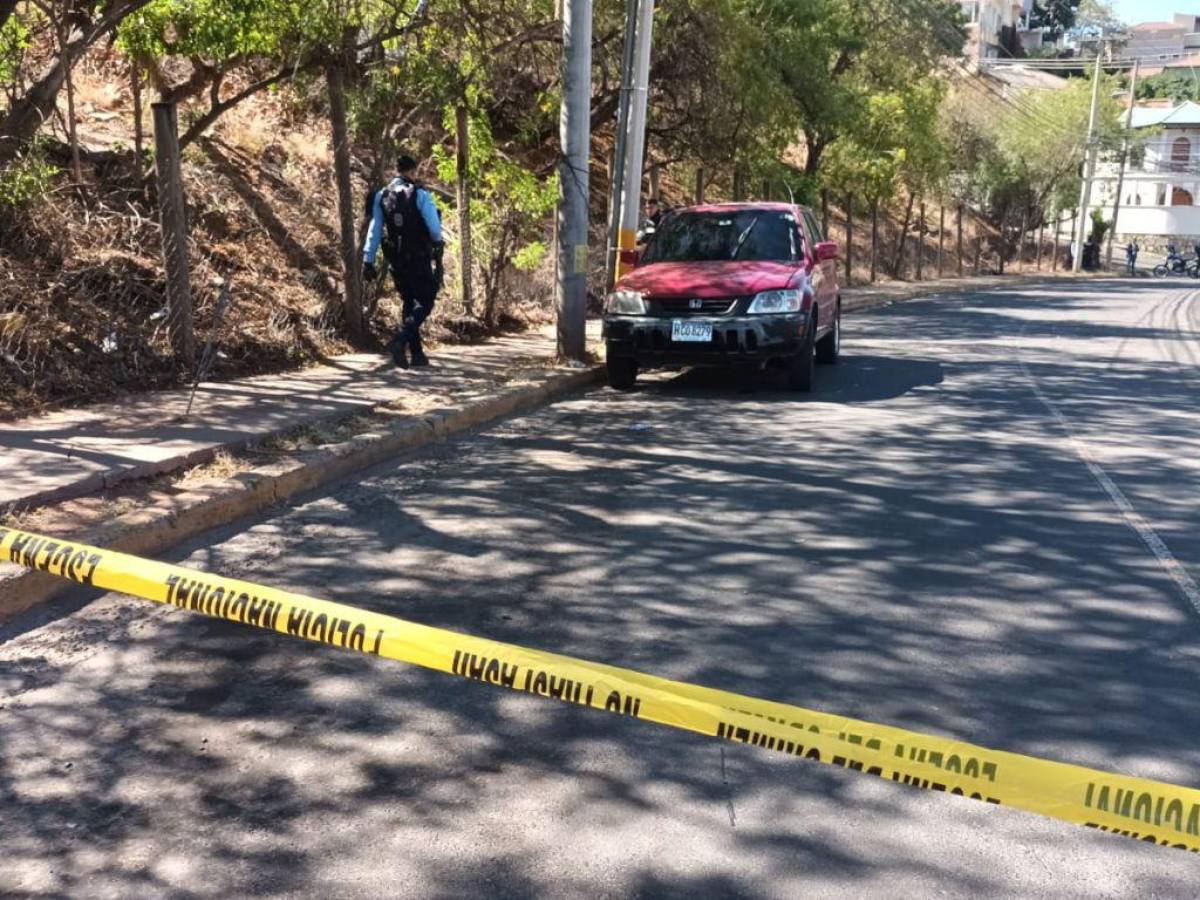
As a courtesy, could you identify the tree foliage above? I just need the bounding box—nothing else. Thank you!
[432,105,556,324]
[0,0,1118,342]
[1029,0,1078,40]
[946,73,1125,228]
[1137,70,1200,102]
[756,0,964,176]
[1074,0,1123,36]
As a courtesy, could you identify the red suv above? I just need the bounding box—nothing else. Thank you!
[603,202,841,391]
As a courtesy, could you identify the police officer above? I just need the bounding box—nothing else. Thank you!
[645,197,663,229]
[362,154,444,368]
[1125,240,1138,275]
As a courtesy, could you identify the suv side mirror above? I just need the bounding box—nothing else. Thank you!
[619,247,643,270]
[815,241,839,262]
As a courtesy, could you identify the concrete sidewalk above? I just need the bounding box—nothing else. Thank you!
[0,328,595,511]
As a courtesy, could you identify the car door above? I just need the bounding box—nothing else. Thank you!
[798,208,834,334]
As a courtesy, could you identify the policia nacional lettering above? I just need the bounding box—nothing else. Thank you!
[715,719,1002,804]
[1084,781,1200,851]
[163,574,384,655]
[0,527,102,586]
[452,650,643,717]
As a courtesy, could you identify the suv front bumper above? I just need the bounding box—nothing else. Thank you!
[603,314,808,366]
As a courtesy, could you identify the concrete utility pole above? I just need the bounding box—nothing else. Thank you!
[1106,59,1139,269]
[615,0,655,280]
[604,0,639,292]
[1073,45,1105,273]
[556,0,592,361]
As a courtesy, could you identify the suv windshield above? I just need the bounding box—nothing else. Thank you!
[642,210,800,264]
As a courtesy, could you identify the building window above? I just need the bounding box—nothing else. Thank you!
[1172,186,1194,206]
[961,1,979,24]
[1172,137,1191,171]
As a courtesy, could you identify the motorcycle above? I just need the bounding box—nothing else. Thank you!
[1152,250,1190,277]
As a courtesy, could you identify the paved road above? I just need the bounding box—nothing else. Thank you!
[3,278,1200,897]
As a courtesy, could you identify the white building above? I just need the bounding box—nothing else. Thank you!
[1097,101,1200,245]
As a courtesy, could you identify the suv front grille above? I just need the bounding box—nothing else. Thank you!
[651,297,739,316]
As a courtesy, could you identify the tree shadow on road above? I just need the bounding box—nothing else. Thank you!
[2,278,1199,895]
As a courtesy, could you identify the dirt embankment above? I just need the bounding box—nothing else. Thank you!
[0,54,554,420]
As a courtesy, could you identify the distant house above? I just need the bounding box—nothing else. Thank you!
[960,0,1030,62]
[1096,101,1200,244]
[1125,16,1200,64]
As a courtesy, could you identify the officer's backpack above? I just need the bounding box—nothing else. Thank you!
[378,178,432,259]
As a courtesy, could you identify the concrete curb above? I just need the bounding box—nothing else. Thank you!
[0,366,603,622]
[10,394,437,514]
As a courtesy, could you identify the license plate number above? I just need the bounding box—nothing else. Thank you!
[671,320,713,342]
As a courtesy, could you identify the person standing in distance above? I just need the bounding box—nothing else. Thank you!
[362,154,444,368]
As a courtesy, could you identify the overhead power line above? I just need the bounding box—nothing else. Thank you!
[950,62,1084,136]
[982,55,1195,72]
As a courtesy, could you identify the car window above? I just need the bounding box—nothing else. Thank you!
[642,211,800,264]
[802,210,824,245]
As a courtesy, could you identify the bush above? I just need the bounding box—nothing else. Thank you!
[0,149,59,212]
[433,107,556,325]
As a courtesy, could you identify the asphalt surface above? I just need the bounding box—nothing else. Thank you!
[3,277,1200,897]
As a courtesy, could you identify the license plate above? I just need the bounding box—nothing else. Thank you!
[671,320,712,342]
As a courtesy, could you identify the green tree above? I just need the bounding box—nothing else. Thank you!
[433,106,555,325]
[1075,0,1122,35]
[644,0,793,192]
[1029,0,1078,40]
[756,0,965,177]
[117,0,430,151]
[1137,70,1200,102]
[945,71,1125,255]
[0,1,156,165]
[821,75,950,274]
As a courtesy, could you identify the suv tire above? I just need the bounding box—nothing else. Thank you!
[787,321,815,392]
[816,300,841,364]
[607,355,638,391]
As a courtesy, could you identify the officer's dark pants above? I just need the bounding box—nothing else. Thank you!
[389,252,437,359]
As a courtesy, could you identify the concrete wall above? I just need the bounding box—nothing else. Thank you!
[1113,205,1200,237]
[1126,28,1187,61]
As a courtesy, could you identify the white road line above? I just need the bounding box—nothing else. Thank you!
[1017,353,1200,618]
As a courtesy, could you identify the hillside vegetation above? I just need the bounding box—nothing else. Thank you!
[0,0,1118,416]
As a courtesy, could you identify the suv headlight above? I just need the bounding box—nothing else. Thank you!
[605,290,647,315]
[747,289,803,314]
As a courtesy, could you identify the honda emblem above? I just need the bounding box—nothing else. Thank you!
[688,298,703,310]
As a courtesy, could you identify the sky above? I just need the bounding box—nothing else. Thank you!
[1111,1,1200,26]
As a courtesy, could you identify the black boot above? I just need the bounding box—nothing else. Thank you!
[385,335,408,369]
[407,321,429,366]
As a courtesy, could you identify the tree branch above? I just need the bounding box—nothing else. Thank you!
[177,66,299,150]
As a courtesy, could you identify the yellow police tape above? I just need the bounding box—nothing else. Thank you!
[3,524,1198,852]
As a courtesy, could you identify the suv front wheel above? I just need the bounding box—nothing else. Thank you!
[787,321,815,392]
[816,300,840,364]
[607,354,638,391]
